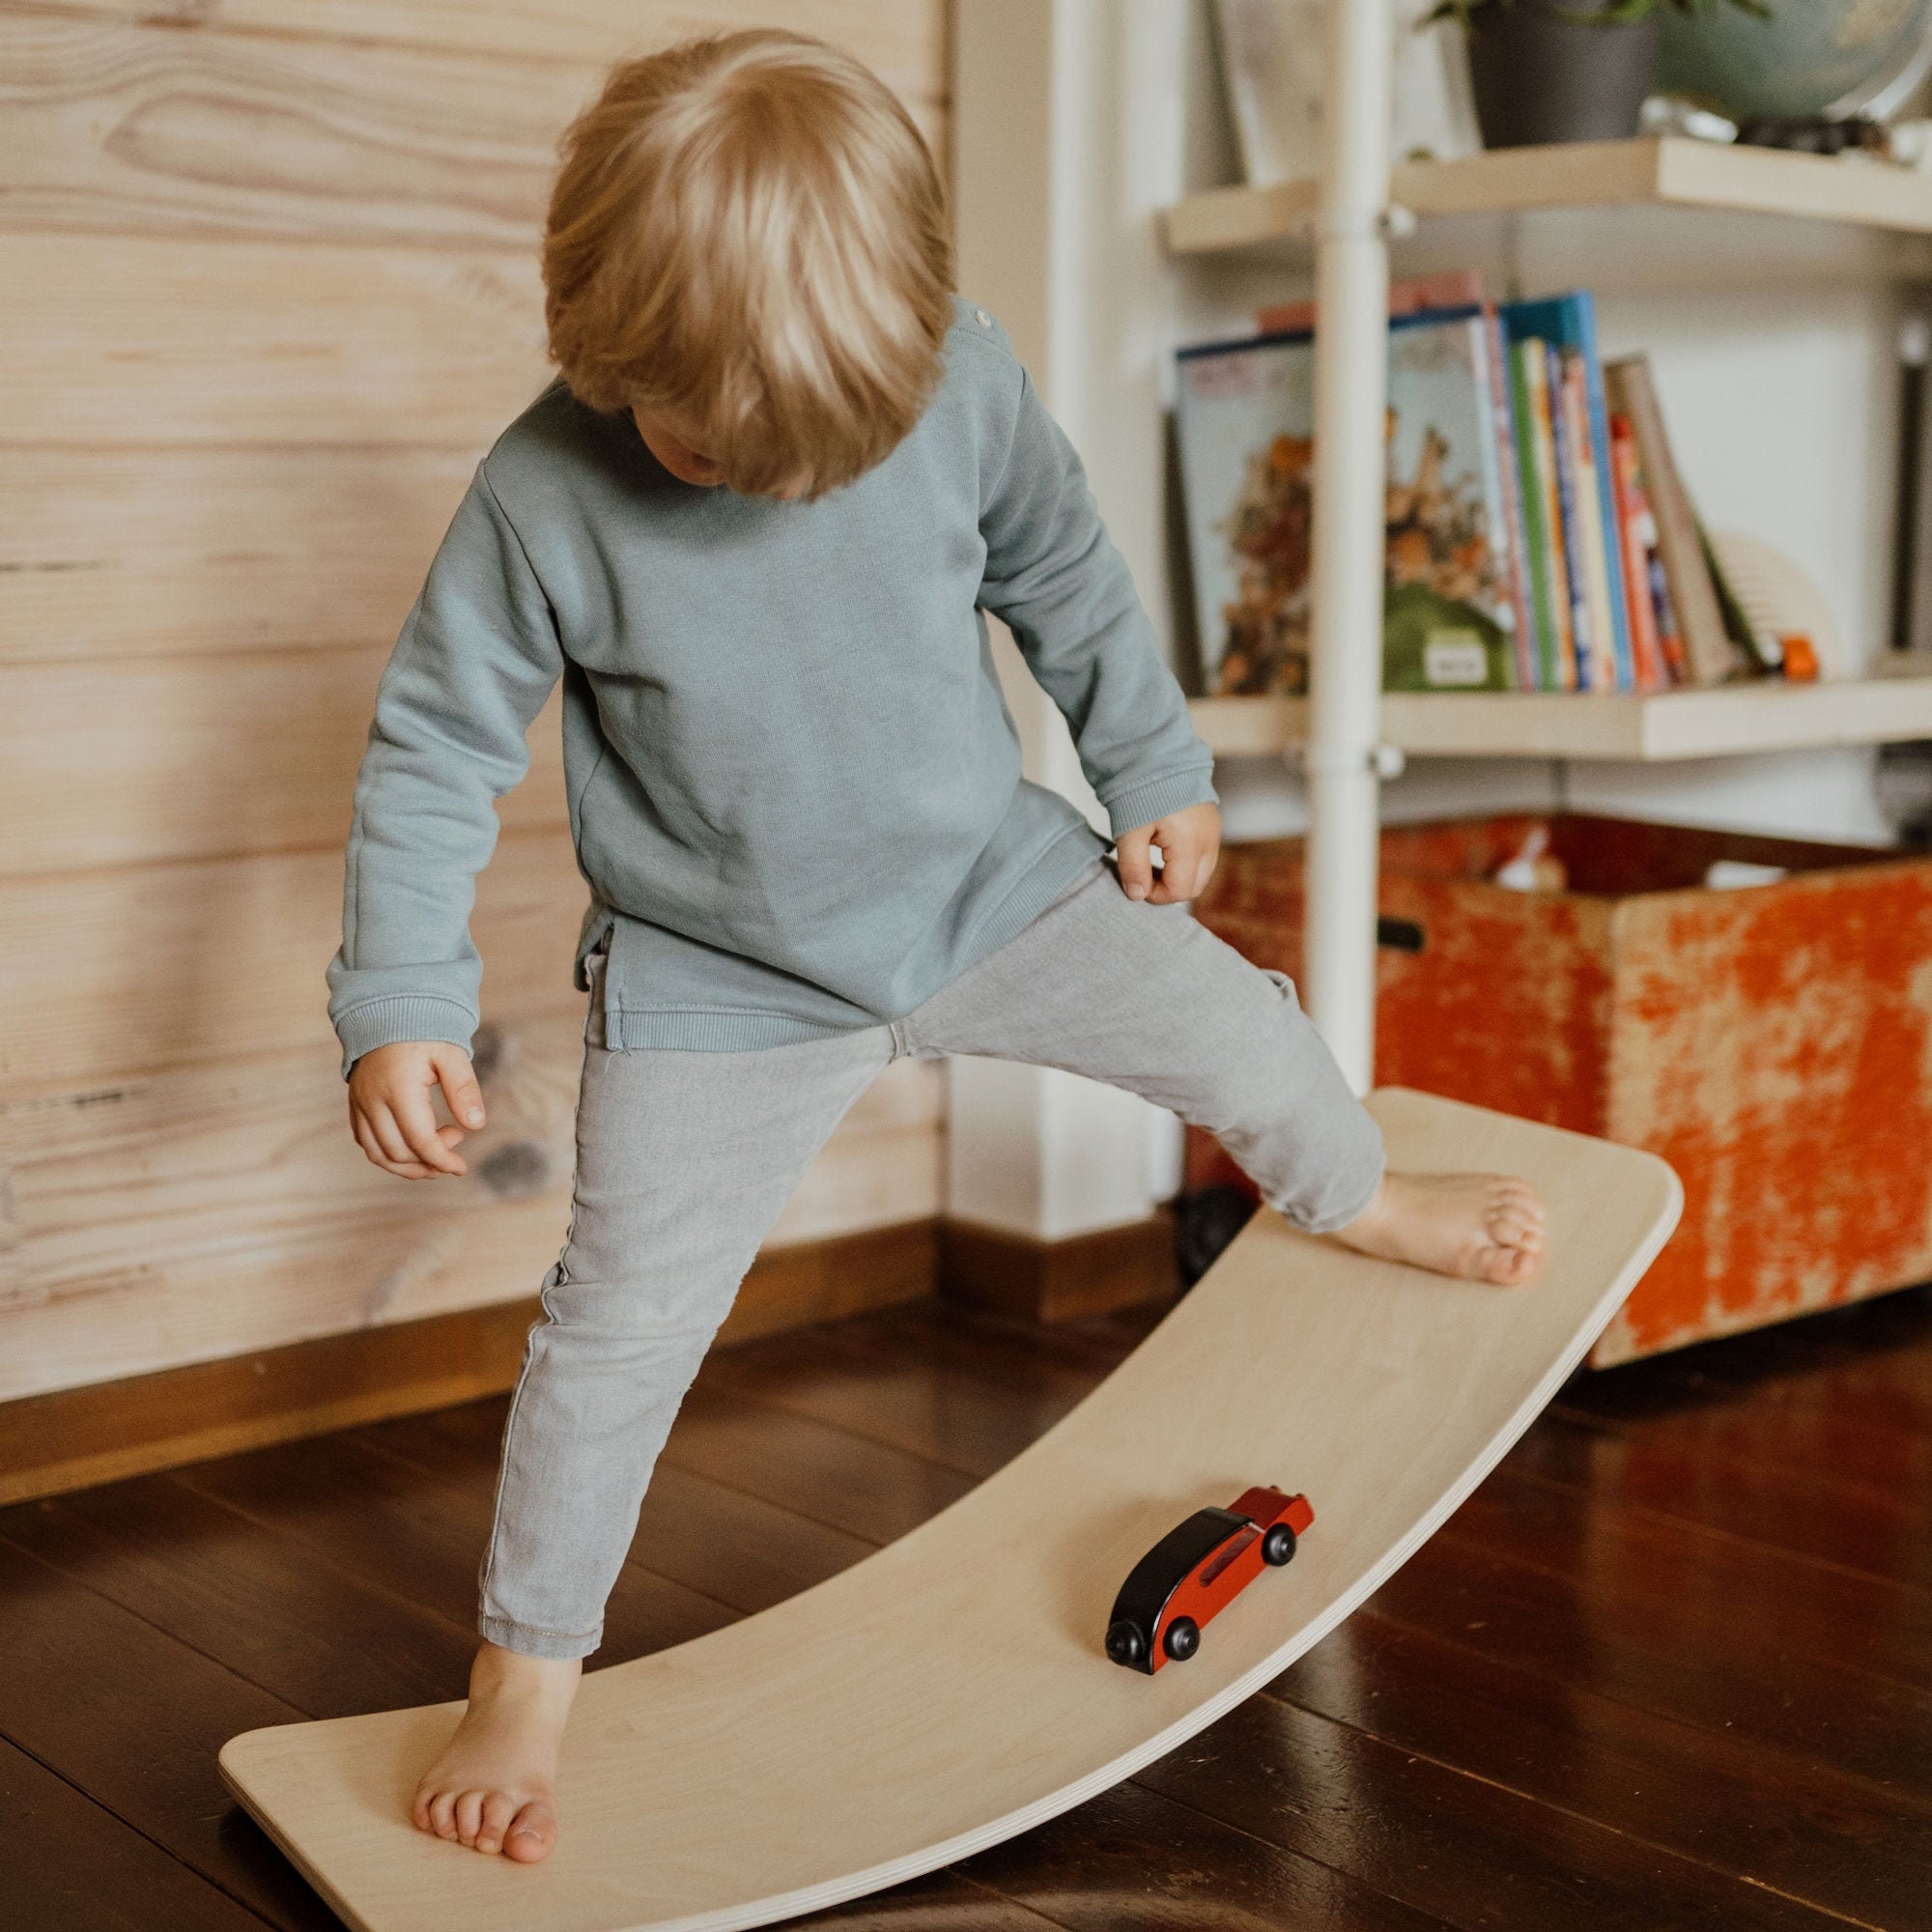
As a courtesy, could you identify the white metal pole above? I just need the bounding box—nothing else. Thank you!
[1304,0,1395,1095]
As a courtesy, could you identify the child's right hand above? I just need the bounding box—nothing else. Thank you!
[347,1040,487,1179]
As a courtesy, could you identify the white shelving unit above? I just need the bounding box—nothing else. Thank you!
[1162,123,1932,1079]
[1192,659,1932,762]
[948,10,1931,1246]
[1164,135,1932,256]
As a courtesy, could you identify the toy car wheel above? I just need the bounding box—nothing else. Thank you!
[1105,1620,1146,1666]
[1163,1616,1201,1662]
[1261,1523,1298,1567]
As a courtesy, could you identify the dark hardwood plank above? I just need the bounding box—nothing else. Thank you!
[0,1734,275,1932]
[1561,1325,1932,1481]
[172,1426,733,1666]
[365,1399,875,1619]
[1136,1694,1850,1932]
[0,1472,473,1715]
[799,1869,1065,1929]
[957,1775,1456,1932]
[660,1381,978,1546]
[17,1276,1927,1932]
[699,1306,1106,1478]
[0,1532,339,1931]
[1271,1610,1932,1927]
[1446,1463,1932,1695]
[1637,1289,1932,1436]
[1514,1404,1932,1592]
[1375,1501,1932,1797]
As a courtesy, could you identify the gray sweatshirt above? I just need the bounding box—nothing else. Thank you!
[327,297,1217,1075]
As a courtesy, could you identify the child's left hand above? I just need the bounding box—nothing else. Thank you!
[1115,801,1221,904]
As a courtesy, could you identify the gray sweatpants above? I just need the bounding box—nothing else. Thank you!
[477,854,1383,1659]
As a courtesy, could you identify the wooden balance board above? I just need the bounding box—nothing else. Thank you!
[219,1088,1681,1932]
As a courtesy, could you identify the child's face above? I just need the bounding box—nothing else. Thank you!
[631,406,727,488]
[630,404,811,500]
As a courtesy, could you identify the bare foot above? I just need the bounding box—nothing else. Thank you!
[411,1640,582,1861]
[1333,1171,1546,1286]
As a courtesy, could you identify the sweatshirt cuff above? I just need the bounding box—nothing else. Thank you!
[333,994,478,1081]
[1101,764,1220,840]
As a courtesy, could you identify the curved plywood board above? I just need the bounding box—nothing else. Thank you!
[219,1089,1681,1932]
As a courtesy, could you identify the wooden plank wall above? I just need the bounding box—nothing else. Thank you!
[0,0,952,1404]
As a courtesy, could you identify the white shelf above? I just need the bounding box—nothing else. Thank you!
[1191,670,1932,763]
[1163,137,1932,257]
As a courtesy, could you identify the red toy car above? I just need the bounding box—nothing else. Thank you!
[1104,1485,1315,1673]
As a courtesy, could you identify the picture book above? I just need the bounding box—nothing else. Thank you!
[1500,294,1634,689]
[1559,347,1625,691]
[1608,414,1665,690]
[1516,341,1577,689]
[1603,355,1740,686]
[1543,342,1593,689]
[1175,306,1523,696]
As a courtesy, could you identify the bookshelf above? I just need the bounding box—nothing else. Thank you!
[1164,134,1932,777]
[1164,136,1932,256]
[1190,667,1932,763]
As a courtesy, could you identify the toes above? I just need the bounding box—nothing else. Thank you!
[503,1799,557,1863]
[1492,1179,1545,1218]
[428,1789,461,1841]
[1473,1241,1538,1286]
[1498,1242,1540,1285]
[475,1790,519,1856]
[1490,1206,1545,1252]
[454,1788,486,1847]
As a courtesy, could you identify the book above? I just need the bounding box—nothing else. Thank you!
[1561,348,1627,691]
[1648,542,1689,685]
[1500,294,1634,689]
[1544,343,1593,689]
[1508,340,1561,690]
[1700,522,1779,673]
[1519,341,1577,689]
[1602,355,1739,686]
[1174,306,1523,696]
[1259,272,1532,688]
[1608,413,1665,690]
[1474,303,1536,692]
[1255,270,1488,338]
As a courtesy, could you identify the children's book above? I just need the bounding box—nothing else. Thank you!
[1500,294,1634,691]
[1258,271,1534,688]
[1517,341,1577,690]
[1508,341,1560,690]
[1560,348,1626,691]
[1473,305,1537,691]
[1603,355,1739,686]
[1175,306,1523,695]
[1609,413,1666,690]
[1543,343,1593,689]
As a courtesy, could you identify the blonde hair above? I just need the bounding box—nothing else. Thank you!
[544,30,954,500]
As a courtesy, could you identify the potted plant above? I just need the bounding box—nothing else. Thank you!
[1429,0,1770,151]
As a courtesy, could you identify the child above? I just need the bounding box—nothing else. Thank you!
[327,28,1545,1866]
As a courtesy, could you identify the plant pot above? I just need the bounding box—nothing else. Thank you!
[1465,1,1662,149]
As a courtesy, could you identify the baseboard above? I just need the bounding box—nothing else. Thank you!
[938,1208,1178,1323]
[0,1218,937,1508]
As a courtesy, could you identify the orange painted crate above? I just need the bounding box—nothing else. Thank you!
[1189,813,1932,1365]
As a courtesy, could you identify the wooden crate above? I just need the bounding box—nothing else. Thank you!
[1190,813,1932,1365]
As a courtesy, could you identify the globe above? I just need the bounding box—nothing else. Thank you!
[1659,0,1932,123]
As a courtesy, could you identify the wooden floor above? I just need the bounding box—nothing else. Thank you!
[5,1279,1931,1932]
